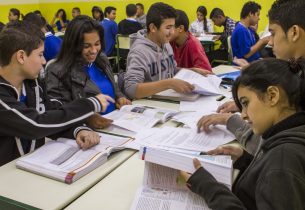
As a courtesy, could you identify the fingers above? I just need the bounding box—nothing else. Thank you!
[197,115,213,133]
[76,130,100,150]
[104,95,115,103]
[193,158,202,170]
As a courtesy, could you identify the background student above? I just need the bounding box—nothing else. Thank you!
[46,16,130,128]
[190,6,213,35]
[135,3,146,29]
[8,8,21,22]
[101,6,118,56]
[50,8,69,32]
[123,2,194,99]
[182,58,305,210]
[91,6,104,22]
[72,7,81,19]
[0,20,113,166]
[170,9,212,74]
[118,4,142,35]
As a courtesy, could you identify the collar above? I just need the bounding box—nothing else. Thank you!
[126,18,137,22]
[45,31,53,37]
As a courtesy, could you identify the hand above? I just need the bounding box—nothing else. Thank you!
[260,36,271,45]
[197,113,233,133]
[217,101,239,113]
[95,94,115,112]
[189,68,214,77]
[76,130,100,150]
[169,79,194,94]
[86,113,113,129]
[212,35,221,41]
[233,57,249,68]
[179,158,202,182]
[115,97,132,109]
[207,144,244,161]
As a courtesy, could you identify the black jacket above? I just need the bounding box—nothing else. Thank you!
[118,19,142,35]
[0,77,102,166]
[187,112,305,210]
[46,53,124,104]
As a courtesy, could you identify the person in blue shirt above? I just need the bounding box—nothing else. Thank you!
[50,9,69,32]
[101,6,118,56]
[46,15,131,129]
[231,1,270,63]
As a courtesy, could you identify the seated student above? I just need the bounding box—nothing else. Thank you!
[197,0,305,155]
[92,6,104,22]
[124,2,194,100]
[33,10,55,35]
[182,58,305,210]
[190,6,213,35]
[50,9,69,32]
[0,21,113,166]
[231,1,269,62]
[136,3,147,29]
[101,6,118,56]
[23,12,62,62]
[170,9,212,73]
[118,4,142,35]
[8,8,21,22]
[46,16,131,128]
[72,7,81,19]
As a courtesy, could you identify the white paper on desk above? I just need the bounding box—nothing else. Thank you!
[172,111,215,129]
[197,34,215,42]
[179,96,219,112]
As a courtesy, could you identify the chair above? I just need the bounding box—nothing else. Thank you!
[116,34,131,73]
[227,36,233,64]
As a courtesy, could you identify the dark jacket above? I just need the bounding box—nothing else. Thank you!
[46,53,124,104]
[187,112,305,210]
[118,19,142,35]
[0,77,103,166]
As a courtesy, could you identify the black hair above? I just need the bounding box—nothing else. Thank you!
[268,0,305,33]
[126,4,137,17]
[146,2,177,32]
[73,7,81,13]
[91,6,104,21]
[197,6,208,32]
[23,12,44,29]
[56,9,67,22]
[240,1,261,19]
[104,6,116,17]
[175,9,189,31]
[0,22,5,32]
[232,58,305,112]
[136,3,144,10]
[55,15,105,80]
[33,10,42,16]
[9,8,22,20]
[0,20,44,67]
[210,8,225,19]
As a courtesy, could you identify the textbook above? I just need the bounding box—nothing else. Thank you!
[16,133,134,184]
[139,146,233,187]
[130,162,212,210]
[103,104,179,132]
[152,89,200,102]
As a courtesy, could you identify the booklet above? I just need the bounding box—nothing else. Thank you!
[152,89,200,102]
[103,104,179,132]
[16,133,134,184]
[130,162,212,210]
[139,146,232,187]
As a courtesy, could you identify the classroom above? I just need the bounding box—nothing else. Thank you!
[0,0,305,209]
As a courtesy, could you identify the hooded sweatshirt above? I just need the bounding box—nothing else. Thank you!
[124,29,177,99]
[187,112,305,210]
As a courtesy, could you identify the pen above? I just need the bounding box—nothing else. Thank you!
[216,95,226,101]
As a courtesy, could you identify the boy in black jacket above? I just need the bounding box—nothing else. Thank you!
[0,21,114,166]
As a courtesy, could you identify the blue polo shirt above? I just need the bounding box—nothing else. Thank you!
[231,22,260,62]
[44,32,62,62]
[55,20,69,32]
[101,18,118,56]
[85,63,115,114]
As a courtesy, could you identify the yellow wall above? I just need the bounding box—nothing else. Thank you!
[1,0,274,32]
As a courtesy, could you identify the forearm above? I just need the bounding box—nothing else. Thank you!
[135,79,172,99]
[244,40,266,58]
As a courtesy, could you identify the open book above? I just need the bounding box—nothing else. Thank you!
[16,133,134,184]
[130,162,212,210]
[152,89,200,102]
[139,146,232,187]
[103,104,178,132]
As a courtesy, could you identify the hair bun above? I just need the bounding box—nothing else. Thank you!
[288,58,304,78]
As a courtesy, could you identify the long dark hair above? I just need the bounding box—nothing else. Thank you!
[56,9,67,22]
[232,58,305,112]
[55,15,105,80]
[197,6,208,32]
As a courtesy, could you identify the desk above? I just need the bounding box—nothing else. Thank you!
[197,35,216,53]
[0,150,135,210]
[64,153,144,210]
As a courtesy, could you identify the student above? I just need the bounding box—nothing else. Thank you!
[8,8,21,22]
[101,6,118,56]
[46,16,130,125]
[190,6,213,35]
[23,12,62,62]
[118,4,142,35]
[124,2,194,99]
[231,1,269,62]
[170,9,212,73]
[72,7,81,19]
[197,0,305,154]
[136,3,146,29]
[33,10,55,35]
[182,58,305,210]
[91,6,104,22]
[0,21,113,166]
[50,9,69,32]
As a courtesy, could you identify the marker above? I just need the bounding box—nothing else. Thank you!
[216,95,226,101]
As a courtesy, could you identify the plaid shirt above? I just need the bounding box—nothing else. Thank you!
[219,17,236,50]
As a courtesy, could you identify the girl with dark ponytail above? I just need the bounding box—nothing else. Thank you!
[190,6,214,35]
